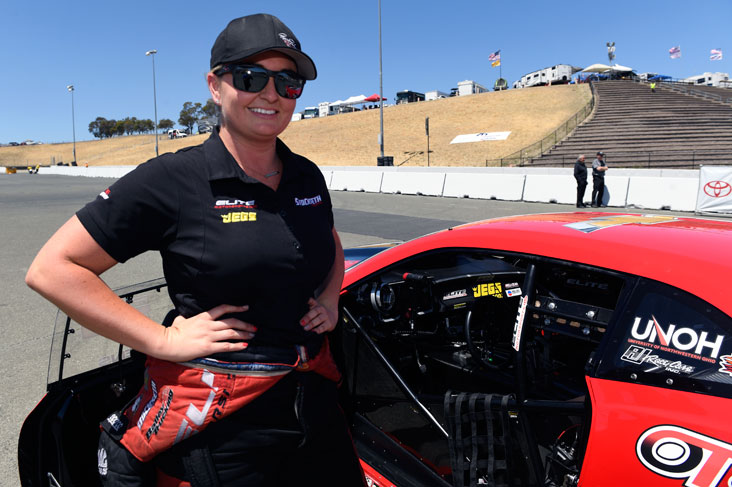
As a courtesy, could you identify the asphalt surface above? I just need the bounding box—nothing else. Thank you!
[0,173,698,485]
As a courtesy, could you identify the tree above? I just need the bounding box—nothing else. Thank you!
[139,119,155,133]
[202,99,218,118]
[179,102,202,134]
[88,117,107,139]
[158,119,174,132]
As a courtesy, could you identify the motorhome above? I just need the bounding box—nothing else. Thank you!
[515,64,579,88]
[396,90,425,104]
[457,80,488,96]
[683,72,730,87]
[302,107,319,119]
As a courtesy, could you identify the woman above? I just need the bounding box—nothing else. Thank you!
[26,13,366,487]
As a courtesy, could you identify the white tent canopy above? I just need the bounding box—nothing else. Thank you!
[581,63,612,73]
[581,63,634,73]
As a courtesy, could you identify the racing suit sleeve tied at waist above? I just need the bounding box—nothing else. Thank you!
[102,338,341,463]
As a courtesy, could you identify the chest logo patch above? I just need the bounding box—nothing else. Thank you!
[215,199,256,209]
[221,212,257,223]
[294,195,322,207]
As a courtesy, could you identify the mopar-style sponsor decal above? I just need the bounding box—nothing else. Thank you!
[637,425,732,487]
[720,354,732,378]
[512,295,528,352]
[443,289,468,301]
[221,211,257,223]
[506,288,522,298]
[137,380,158,430]
[214,199,256,209]
[146,388,173,440]
[294,194,323,206]
[621,345,696,375]
[473,282,503,299]
[629,315,724,362]
[505,282,519,289]
[565,214,678,233]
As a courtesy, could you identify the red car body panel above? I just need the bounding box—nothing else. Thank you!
[343,212,732,486]
[581,377,732,487]
[344,212,732,316]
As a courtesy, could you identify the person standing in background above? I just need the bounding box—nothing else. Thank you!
[591,151,608,207]
[574,154,588,208]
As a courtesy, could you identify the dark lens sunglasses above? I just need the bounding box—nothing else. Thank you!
[214,64,305,99]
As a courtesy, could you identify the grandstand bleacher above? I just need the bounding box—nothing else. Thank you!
[531,80,732,167]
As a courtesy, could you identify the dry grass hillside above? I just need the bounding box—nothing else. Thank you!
[1,84,590,168]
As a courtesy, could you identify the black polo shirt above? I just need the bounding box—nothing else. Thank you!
[77,129,335,358]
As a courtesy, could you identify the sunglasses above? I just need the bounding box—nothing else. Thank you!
[214,64,305,99]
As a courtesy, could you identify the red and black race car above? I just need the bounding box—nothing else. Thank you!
[19,212,732,486]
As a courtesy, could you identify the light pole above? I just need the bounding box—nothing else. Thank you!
[378,0,385,163]
[145,49,159,157]
[66,85,76,164]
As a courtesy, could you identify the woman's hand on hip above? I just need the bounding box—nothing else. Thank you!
[159,304,256,362]
[300,297,338,334]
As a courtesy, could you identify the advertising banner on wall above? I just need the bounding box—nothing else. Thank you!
[696,166,732,214]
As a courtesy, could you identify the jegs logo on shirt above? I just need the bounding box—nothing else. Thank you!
[294,195,323,207]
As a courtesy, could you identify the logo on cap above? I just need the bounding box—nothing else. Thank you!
[278,33,297,49]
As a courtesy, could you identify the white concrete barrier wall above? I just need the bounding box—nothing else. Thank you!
[523,174,630,206]
[38,166,135,178]
[626,177,699,211]
[23,165,705,212]
[329,170,383,192]
[443,173,526,200]
[380,171,446,196]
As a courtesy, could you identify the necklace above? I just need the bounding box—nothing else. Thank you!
[264,170,280,178]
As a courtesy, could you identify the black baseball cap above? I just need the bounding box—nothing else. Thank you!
[597,151,604,156]
[210,14,317,80]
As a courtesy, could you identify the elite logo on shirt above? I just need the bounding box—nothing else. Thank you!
[215,199,256,209]
[294,195,322,207]
[99,189,111,200]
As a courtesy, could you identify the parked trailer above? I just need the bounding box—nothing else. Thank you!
[515,64,579,88]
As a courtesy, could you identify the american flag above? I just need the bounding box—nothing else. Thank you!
[669,46,681,59]
[710,49,723,61]
[488,50,500,62]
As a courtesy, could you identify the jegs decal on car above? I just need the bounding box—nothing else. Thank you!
[636,425,732,487]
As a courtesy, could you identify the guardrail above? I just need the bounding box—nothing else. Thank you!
[486,84,596,167]
[515,150,732,169]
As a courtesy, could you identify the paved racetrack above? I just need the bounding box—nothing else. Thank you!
[0,173,696,485]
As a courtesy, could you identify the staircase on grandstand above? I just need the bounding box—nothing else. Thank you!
[529,80,732,167]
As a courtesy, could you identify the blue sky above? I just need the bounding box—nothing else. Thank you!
[1,0,729,144]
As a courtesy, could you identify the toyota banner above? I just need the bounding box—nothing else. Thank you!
[696,166,732,214]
